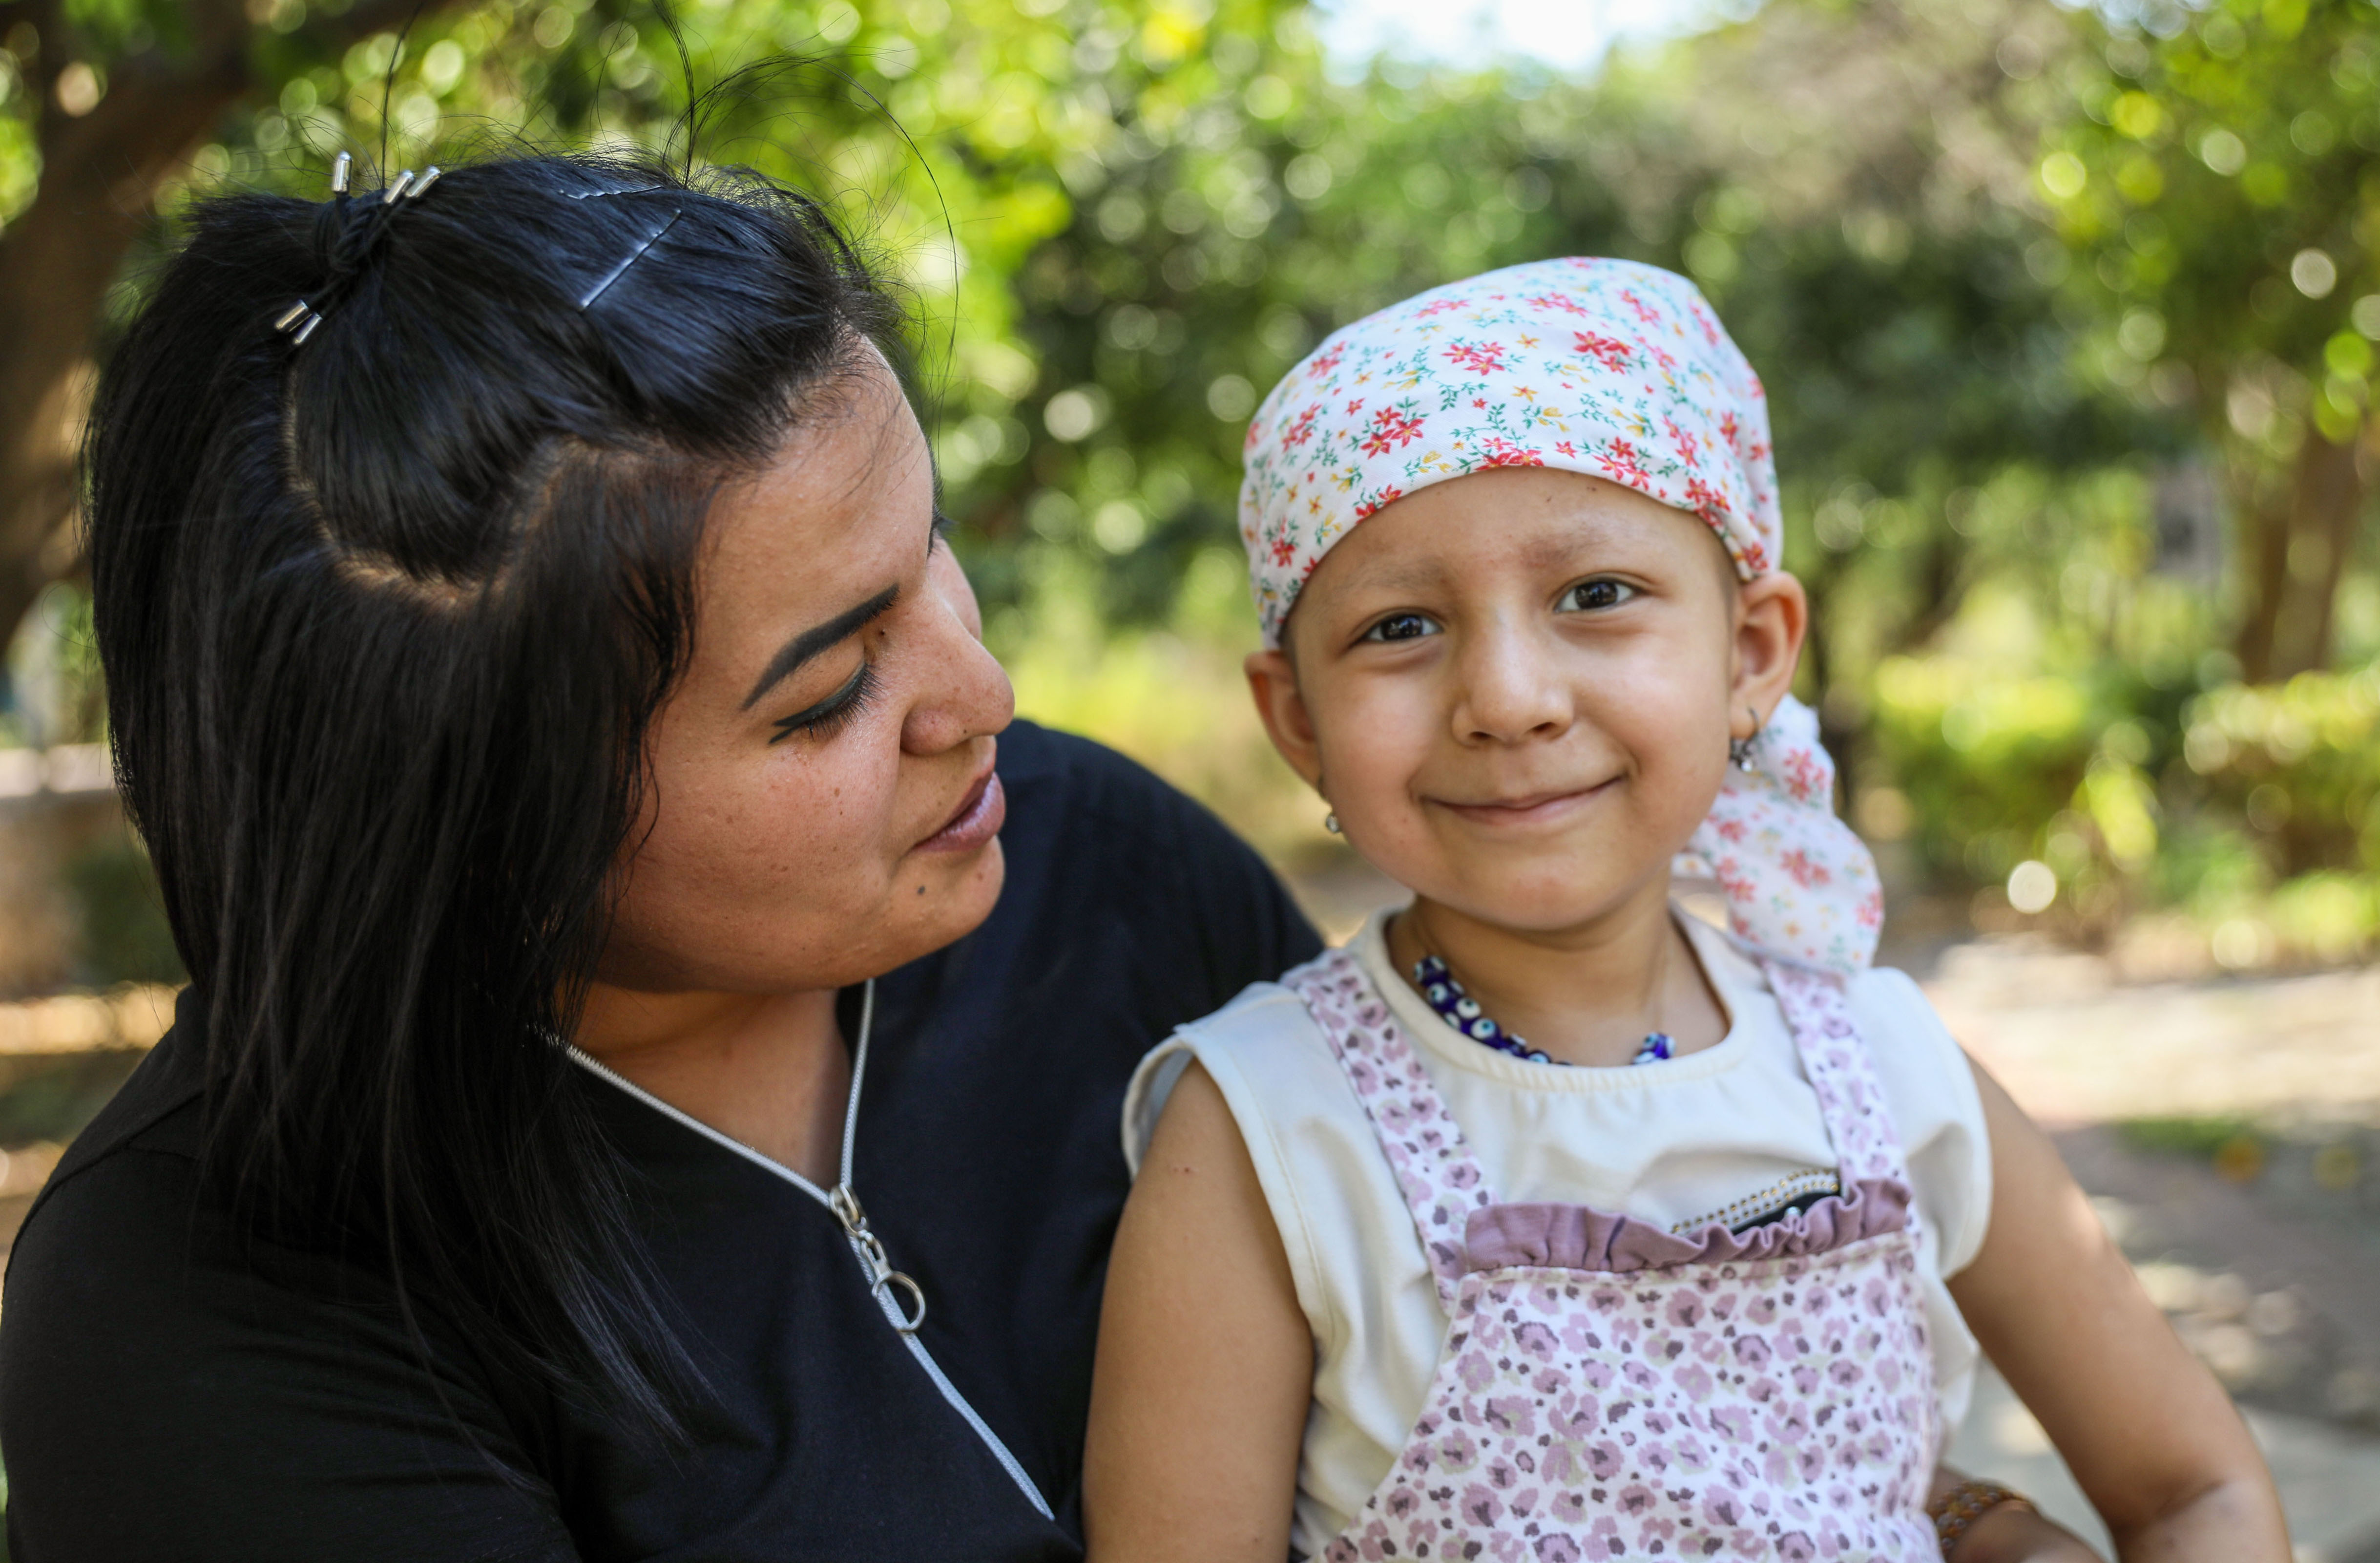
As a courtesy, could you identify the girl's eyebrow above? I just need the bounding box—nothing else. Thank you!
[740,584,899,711]
[1335,555,1453,597]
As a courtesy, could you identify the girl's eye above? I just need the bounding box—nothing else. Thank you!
[1561,578,1638,613]
[1361,612,1441,644]
[769,663,879,746]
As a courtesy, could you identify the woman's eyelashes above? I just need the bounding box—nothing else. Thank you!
[769,662,880,745]
[1360,611,1442,645]
[1560,577,1639,613]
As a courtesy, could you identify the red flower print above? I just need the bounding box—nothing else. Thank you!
[1284,404,1321,448]
[1682,477,1729,527]
[1443,340,1509,374]
[1416,297,1466,318]
[1572,332,1633,373]
[1665,418,1700,467]
[1716,818,1747,843]
[1473,397,1488,409]
[1648,343,1677,373]
[1525,292,1588,316]
[1346,398,1365,416]
[1268,537,1298,567]
[1305,344,1345,380]
[1481,436,1544,467]
[1554,441,1577,457]
[1618,288,1660,325]
[1719,410,1741,442]
[1595,438,1649,485]
[1354,485,1404,519]
[1779,849,1831,889]
[1783,750,1826,803]
[1360,405,1426,456]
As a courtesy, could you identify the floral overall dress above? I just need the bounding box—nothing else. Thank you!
[1287,949,1940,1563]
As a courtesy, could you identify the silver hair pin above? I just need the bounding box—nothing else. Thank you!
[577,208,684,311]
[273,157,443,345]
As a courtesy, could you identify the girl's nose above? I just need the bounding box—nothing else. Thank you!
[1451,621,1572,745]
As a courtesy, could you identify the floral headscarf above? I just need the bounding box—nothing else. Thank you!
[1237,257,1883,973]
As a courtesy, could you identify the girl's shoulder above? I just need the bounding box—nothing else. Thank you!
[1685,912,1969,1080]
[1121,971,1352,1179]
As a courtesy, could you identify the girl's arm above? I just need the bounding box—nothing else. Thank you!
[1949,1058,2290,1561]
[1084,1062,1315,1563]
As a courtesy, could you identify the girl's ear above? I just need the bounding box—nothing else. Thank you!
[1245,647,1327,793]
[1730,570,1810,739]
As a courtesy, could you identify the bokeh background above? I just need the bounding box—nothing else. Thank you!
[3,0,2380,1547]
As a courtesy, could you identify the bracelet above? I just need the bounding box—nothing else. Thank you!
[1929,1478,2036,1556]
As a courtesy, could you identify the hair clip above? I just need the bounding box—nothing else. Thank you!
[271,157,442,346]
[274,298,323,344]
[577,207,684,311]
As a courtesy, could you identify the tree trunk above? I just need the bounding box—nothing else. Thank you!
[2282,422,2366,677]
[0,0,254,648]
[2232,423,2366,683]
[0,0,466,650]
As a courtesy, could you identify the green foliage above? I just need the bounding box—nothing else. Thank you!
[2042,0,2380,435]
[2121,1114,2261,1159]
[8,0,2380,965]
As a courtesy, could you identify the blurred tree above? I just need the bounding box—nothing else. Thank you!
[2042,0,2380,681]
[0,0,484,648]
[987,0,2161,787]
[0,0,1315,652]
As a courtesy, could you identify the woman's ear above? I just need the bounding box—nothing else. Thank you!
[1245,646,1326,793]
[1731,570,1809,738]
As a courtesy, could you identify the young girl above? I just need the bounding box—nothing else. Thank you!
[1082,259,2287,1562]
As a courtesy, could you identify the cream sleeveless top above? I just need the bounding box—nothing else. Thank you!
[1124,908,1991,1560]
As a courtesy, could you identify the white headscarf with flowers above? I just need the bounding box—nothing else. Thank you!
[1237,257,1883,974]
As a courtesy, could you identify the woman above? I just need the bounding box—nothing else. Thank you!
[0,152,1316,1560]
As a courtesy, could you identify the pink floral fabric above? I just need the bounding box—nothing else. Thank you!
[1239,258,1774,643]
[1237,257,1882,973]
[1682,694,1885,973]
[1287,950,1940,1562]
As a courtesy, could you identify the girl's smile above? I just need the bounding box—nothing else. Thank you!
[1427,774,1622,831]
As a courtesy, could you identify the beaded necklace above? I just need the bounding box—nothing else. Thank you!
[1412,954,1675,1068]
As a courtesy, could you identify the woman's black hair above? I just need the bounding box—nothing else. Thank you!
[84,150,902,1439]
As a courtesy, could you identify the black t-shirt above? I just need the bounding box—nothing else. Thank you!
[0,722,1320,1562]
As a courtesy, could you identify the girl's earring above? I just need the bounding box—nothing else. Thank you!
[1729,709,1762,773]
[1325,812,1342,835]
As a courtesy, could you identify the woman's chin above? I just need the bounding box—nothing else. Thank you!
[889,835,1008,960]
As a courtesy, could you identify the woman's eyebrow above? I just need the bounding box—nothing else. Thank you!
[740,584,899,711]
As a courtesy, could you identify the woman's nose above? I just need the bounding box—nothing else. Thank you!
[901,549,1014,756]
[1452,622,1572,745]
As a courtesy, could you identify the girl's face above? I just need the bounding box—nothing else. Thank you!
[1248,468,1805,937]
[596,357,1016,996]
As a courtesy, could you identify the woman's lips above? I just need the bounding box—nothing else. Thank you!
[1433,776,1618,829]
[916,768,1005,854]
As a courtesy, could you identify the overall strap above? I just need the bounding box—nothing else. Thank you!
[1762,960,1918,1217]
[1288,950,1497,1311]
